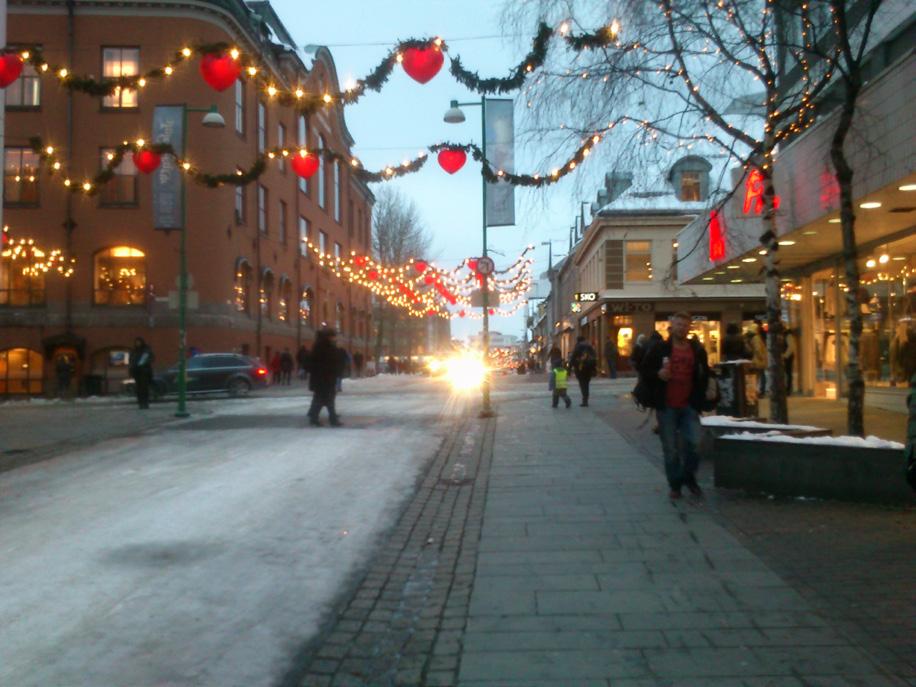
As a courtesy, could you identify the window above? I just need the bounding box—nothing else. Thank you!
[0,348,43,395]
[297,115,309,193]
[278,278,292,323]
[234,80,245,135]
[4,147,40,205]
[102,47,139,109]
[299,286,313,325]
[277,123,286,173]
[278,200,287,243]
[0,253,45,305]
[625,241,653,282]
[234,260,252,314]
[319,230,328,254]
[99,148,138,206]
[317,134,326,208]
[258,185,267,234]
[333,160,341,222]
[259,270,274,320]
[234,185,245,224]
[5,58,40,108]
[680,171,701,201]
[334,242,342,260]
[94,246,146,305]
[298,216,309,256]
[257,102,266,153]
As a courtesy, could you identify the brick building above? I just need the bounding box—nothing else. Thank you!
[1,0,374,395]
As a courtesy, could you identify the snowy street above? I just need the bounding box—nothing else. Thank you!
[0,376,463,687]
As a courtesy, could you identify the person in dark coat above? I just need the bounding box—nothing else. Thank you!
[55,354,74,399]
[296,345,310,380]
[308,328,344,427]
[722,323,751,361]
[279,348,294,385]
[129,337,154,409]
[604,337,619,379]
[639,312,712,499]
[569,336,598,407]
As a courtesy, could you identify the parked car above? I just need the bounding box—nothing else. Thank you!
[122,353,269,400]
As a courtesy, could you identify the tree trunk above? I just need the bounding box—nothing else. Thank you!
[830,77,865,436]
[759,160,788,424]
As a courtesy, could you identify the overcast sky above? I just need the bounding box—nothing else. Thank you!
[268,0,604,341]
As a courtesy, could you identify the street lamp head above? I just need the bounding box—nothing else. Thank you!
[443,100,466,124]
[201,106,226,128]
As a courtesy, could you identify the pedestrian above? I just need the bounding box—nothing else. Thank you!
[307,327,343,427]
[548,346,571,409]
[639,312,713,499]
[279,347,294,386]
[353,351,364,378]
[269,351,282,385]
[129,337,154,409]
[784,328,797,396]
[55,354,74,399]
[296,344,310,381]
[570,336,598,407]
[722,323,751,361]
[604,336,619,379]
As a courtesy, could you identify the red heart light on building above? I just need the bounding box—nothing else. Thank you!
[413,260,427,273]
[424,273,436,285]
[467,259,478,272]
[367,269,379,281]
[133,149,162,174]
[437,148,467,175]
[0,53,24,88]
[401,45,443,84]
[354,255,367,267]
[199,52,241,92]
[459,310,466,318]
[488,308,495,316]
[291,151,320,179]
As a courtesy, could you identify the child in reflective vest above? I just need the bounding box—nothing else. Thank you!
[552,365,572,408]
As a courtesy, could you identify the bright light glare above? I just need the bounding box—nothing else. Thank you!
[444,354,487,393]
[427,358,443,374]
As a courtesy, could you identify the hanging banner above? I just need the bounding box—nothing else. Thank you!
[484,98,515,227]
[152,105,185,231]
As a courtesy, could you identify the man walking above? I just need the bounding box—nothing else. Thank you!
[129,337,154,409]
[640,312,712,499]
[604,337,618,379]
[570,336,598,407]
[307,327,344,427]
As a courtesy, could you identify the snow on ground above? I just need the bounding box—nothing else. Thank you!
[0,377,461,687]
[702,415,821,431]
[722,431,904,450]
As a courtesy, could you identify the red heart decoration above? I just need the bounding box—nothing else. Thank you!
[459,310,466,318]
[437,148,467,175]
[401,45,443,84]
[354,255,367,267]
[367,269,379,281]
[199,52,241,92]
[0,53,24,88]
[291,151,320,179]
[413,261,427,273]
[424,273,436,285]
[488,308,495,316]
[467,259,478,272]
[133,149,162,174]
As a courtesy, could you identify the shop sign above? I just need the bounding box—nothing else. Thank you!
[571,302,582,313]
[709,210,726,261]
[152,105,185,231]
[606,302,654,314]
[742,168,781,215]
[573,291,599,302]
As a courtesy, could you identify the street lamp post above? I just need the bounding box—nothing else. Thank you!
[444,97,494,417]
[175,104,225,418]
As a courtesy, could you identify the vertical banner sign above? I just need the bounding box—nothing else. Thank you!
[152,105,185,231]
[484,98,515,227]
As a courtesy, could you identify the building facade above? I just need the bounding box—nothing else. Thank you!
[0,0,374,395]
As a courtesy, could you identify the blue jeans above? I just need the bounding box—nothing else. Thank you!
[658,406,701,490]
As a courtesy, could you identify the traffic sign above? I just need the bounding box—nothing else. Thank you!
[476,256,495,275]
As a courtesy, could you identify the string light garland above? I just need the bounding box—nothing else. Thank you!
[1,225,75,277]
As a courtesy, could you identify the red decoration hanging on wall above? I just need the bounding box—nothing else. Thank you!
[0,53,24,88]
[437,148,467,175]
[413,260,427,273]
[291,151,320,179]
[199,52,241,92]
[133,149,162,174]
[401,45,444,84]
[709,210,726,262]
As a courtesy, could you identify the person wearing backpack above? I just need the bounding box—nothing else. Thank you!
[639,312,714,500]
[570,336,598,407]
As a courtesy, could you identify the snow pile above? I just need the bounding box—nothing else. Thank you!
[722,431,904,450]
[702,415,820,431]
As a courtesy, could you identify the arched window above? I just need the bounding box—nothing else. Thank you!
[668,156,712,202]
[234,259,252,315]
[277,276,292,323]
[0,251,45,306]
[0,347,43,395]
[94,246,146,305]
[299,286,313,326]
[259,269,274,320]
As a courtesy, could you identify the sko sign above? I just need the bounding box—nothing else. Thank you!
[573,292,599,302]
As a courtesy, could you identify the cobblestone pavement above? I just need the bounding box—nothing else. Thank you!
[290,377,914,686]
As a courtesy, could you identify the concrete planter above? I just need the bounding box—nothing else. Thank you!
[713,436,913,504]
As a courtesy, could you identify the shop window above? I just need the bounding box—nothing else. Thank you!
[257,101,266,153]
[4,147,40,205]
[0,252,45,305]
[259,270,274,320]
[99,148,138,206]
[625,241,653,282]
[234,80,245,135]
[234,260,252,314]
[93,246,146,305]
[234,184,245,224]
[0,347,43,395]
[299,286,313,325]
[277,278,292,323]
[317,134,326,209]
[5,57,40,108]
[101,47,139,109]
[298,216,309,257]
[297,115,309,194]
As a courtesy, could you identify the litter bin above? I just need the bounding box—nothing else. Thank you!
[83,374,104,397]
[715,362,757,417]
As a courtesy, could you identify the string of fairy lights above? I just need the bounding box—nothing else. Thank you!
[0,225,76,278]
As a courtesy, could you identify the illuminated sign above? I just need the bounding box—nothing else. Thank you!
[571,302,583,313]
[709,210,726,261]
[573,292,599,302]
[742,168,781,215]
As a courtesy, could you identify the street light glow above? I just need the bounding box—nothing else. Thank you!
[444,354,487,394]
